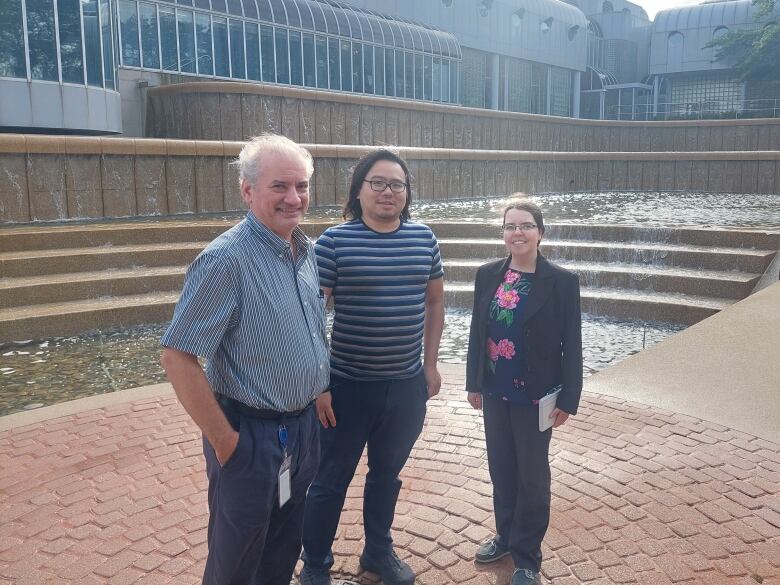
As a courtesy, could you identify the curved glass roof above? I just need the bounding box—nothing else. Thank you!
[158,0,461,58]
[654,0,778,31]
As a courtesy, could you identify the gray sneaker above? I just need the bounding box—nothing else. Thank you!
[359,550,414,585]
[475,537,510,564]
[510,568,542,585]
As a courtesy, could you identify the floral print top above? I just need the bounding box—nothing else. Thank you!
[484,268,535,404]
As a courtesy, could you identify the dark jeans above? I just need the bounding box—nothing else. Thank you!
[483,395,552,572]
[301,370,428,569]
[202,404,319,585]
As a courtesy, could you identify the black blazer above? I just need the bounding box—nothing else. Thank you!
[465,253,583,415]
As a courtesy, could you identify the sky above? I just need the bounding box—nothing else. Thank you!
[635,0,703,18]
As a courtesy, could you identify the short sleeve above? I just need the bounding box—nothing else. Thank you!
[160,252,239,358]
[429,232,444,280]
[315,229,337,289]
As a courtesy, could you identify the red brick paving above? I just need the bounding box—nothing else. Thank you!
[1,368,779,585]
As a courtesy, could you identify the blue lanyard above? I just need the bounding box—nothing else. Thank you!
[278,425,288,453]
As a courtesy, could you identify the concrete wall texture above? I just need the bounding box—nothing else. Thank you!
[1,135,779,224]
[146,82,780,152]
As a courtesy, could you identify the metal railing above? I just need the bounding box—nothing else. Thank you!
[604,98,780,121]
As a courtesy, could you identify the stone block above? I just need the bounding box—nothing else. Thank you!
[417,160,435,201]
[345,105,360,145]
[315,101,331,143]
[66,188,103,219]
[195,157,225,213]
[447,161,462,199]
[658,161,675,191]
[454,117,465,149]
[406,159,420,197]
[421,112,433,148]
[472,160,486,198]
[505,160,519,194]
[199,94,221,141]
[281,98,301,142]
[0,154,30,222]
[223,161,242,211]
[734,126,749,151]
[769,125,780,150]
[27,154,67,221]
[611,160,628,191]
[708,126,724,151]
[134,156,167,216]
[721,126,736,151]
[359,105,373,145]
[685,127,698,151]
[261,95,282,135]
[649,128,664,152]
[145,94,163,138]
[608,127,620,151]
[484,160,496,197]
[740,160,759,194]
[641,161,660,191]
[103,189,136,218]
[100,154,135,192]
[775,161,780,194]
[166,156,196,214]
[460,160,474,199]
[384,109,399,146]
[432,159,447,199]
[300,100,316,144]
[64,154,101,191]
[706,160,724,192]
[757,160,775,194]
[494,160,507,197]
[461,116,473,149]
[336,158,355,205]
[219,94,242,141]
[492,118,504,149]
[586,159,600,191]
[674,160,692,191]
[691,161,709,191]
[672,127,686,151]
[397,109,411,146]
[515,161,531,194]
[180,93,200,139]
[409,111,422,146]
[757,125,771,150]
[160,94,176,139]
[240,94,263,138]
[626,160,643,191]
[723,161,742,193]
[442,114,454,148]
[313,157,336,206]
[432,112,444,147]
[471,118,482,150]
[372,109,386,146]
[331,103,346,144]
[597,160,612,191]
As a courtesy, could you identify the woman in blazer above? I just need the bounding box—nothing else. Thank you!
[466,198,582,585]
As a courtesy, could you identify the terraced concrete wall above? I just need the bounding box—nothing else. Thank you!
[1,135,779,223]
[147,82,780,152]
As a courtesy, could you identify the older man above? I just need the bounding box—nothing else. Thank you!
[161,134,329,585]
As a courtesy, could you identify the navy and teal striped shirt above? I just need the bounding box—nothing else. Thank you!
[315,219,444,381]
[161,211,330,412]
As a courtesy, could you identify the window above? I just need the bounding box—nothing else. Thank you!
[289,29,302,85]
[178,10,196,73]
[395,49,404,97]
[374,46,384,95]
[340,39,351,90]
[549,66,572,116]
[667,31,683,69]
[713,26,728,40]
[328,36,339,88]
[82,0,103,85]
[100,0,114,88]
[195,13,213,75]
[275,27,289,83]
[59,0,85,82]
[385,48,394,96]
[27,0,59,80]
[414,53,423,99]
[0,0,26,78]
[260,24,274,81]
[450,61,458,103]
[213,16,229,76]
[120,0,140,67]
[316,35,328,88]
[246,23,260,80]
[441,57,450,102]
[229,19,245,78]
[602,1,613,12]
[352,41,363,92]
[302,32,315,87]
[423,54,432,100]
[364,44,374,94]
[432,58,441,101]
[404,51,414,98]
[140,2,160,69]
[159,6,178,71]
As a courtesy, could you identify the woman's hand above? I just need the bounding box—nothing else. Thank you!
[551,407,570,428]
[467,392,483,410]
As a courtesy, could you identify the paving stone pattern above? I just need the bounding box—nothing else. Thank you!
[0,370,779,585]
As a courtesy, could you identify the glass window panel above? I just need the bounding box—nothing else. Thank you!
[295,0,313,29]
[27,0,59,80]
[159,6,177,71]
[328,36,339,89]
[211,0,226,11]
[0,0,26,78]
[334,9,349,37]
[423,54,432,100]
[177,0,192,5]
[275,27,289,83]
[269,0,287,25]
[432,58,440,101]
[178,10,195,73]
[283,0,299,27]
[195,12,213,74]
[59,0,85,82]
[387,21,404,48]
[258,0,272,22]
[451,61,458,103]
[374,45,384,95]
[322,4,338,34]
[139,2,159,69]
[302,32,315,87]
[311,3,326,32]
[82,0,103,85]
[384,48,394,96]
[363,44,373,94]
[194,0,209,9]
[344,10,361,39]
[414,53,422,99]
[212,15,229,76]
[242,0,257,19]
[260,24,274,81]
[405,51,414,98]
[246,22,260,80]
[410,27,423,52]
[352,41,362,92]
[378,19,393,47]
[315,34,327,88]
[340,39,351,91]
[441,58,449,102]
[356,13,372,43]
[100,0,113,88]
[226,0,242,15]
[119,0,140,67]
[367,15,383,44]
[420,30,433,53]
[228,19,244,78]
[289,29,302,85]
[398,23,413,49]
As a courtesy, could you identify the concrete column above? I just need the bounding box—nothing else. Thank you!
[490,53,500,110]
[573,71,581,118]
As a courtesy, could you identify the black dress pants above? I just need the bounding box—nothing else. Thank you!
[483,395,552,572]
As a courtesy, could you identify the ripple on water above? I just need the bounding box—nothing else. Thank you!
[0,314,684,416]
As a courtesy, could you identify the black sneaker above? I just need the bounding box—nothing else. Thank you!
[510,568,542,585]
[299,564,333,585]
[475,537,510,564]
[359,550,415,585]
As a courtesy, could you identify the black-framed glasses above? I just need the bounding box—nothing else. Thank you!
[503,223,538,232]
[363,179,407,194]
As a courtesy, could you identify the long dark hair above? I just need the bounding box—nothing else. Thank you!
[343,149,413,221]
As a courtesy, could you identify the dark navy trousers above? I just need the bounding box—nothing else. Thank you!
[301,370,428,569]
[202,404,319,585]
[483,395,553,572]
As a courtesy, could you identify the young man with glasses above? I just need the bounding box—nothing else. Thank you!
[299,149,445,585]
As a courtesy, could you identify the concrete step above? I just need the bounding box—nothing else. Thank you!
[444,281,732,325]
[443,259,761,300]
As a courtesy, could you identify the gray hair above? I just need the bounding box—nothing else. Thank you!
[234,134,314,187]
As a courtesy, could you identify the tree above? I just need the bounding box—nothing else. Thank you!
[706,0,780,82]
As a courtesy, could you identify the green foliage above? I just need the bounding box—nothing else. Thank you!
[706,0,780,81]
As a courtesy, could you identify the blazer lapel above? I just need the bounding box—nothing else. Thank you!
[521,254,556,326]
[477,257,511,332]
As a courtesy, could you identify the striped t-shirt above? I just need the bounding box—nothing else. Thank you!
[315,219,444,381]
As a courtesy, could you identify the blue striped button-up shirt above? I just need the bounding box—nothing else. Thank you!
[161,211,330,412]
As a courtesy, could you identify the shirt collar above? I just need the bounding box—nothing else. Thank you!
[245,211,311,258]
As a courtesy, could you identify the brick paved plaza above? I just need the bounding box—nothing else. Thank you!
[1,365,778,585]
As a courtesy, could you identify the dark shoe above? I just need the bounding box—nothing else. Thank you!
[510,568,542,585]
[299,564,333,585]
[475,537,510,564]
[359,550,415,585]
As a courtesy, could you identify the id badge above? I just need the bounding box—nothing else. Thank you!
[278,455,292,507]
